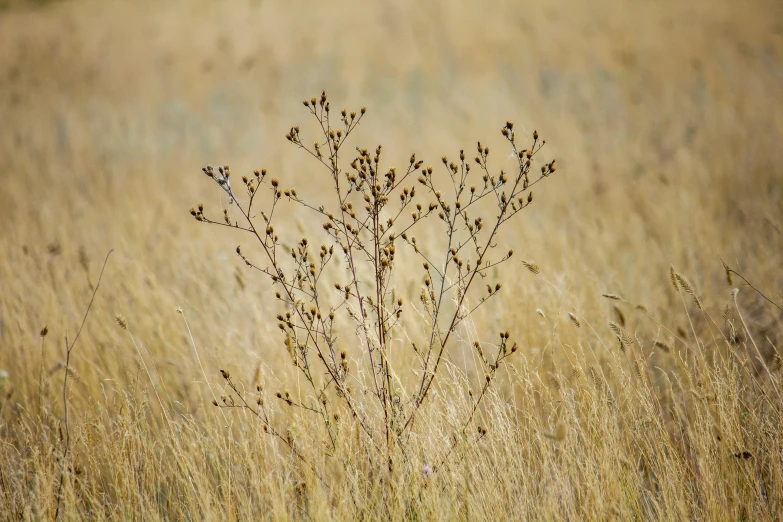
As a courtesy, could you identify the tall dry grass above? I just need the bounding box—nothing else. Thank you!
[0,0,782,519]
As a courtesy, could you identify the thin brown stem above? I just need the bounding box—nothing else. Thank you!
[55,249,113,521]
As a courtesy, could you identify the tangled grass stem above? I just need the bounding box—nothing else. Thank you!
[55,249,113,521]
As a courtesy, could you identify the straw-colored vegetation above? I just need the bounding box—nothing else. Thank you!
[1,0,781,520]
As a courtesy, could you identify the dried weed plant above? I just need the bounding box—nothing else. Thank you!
[192,92,555,480]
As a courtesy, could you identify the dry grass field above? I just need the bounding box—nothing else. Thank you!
[1,0,782,520]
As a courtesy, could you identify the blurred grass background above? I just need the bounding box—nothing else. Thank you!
[0,0,782,519]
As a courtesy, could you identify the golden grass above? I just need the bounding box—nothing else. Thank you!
[1,0,782,519]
